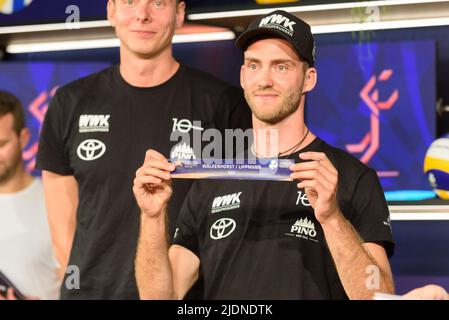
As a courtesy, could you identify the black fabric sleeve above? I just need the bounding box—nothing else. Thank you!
[172,181,201,258]
[349,169,395,257]
[35,90,73,175]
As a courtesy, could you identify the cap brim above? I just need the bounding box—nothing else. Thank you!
[236,28,293,51]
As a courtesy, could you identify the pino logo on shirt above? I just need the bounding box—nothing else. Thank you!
[210,218,236,240]
[77,139,106,161]
[285,217,318,242]
[79,114,110,133]
[259,14,296,36]
[211,192,242,214]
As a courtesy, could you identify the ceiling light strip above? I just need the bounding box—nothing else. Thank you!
[0,20,110,34]
[311,17,449,34]
[187,0,449,20]
[5,31,236,54]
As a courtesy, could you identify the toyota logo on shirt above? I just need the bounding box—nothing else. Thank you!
[77,139,106,161]
[210,218,236,240]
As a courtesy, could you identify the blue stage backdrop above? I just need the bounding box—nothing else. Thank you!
[0,0,309,26]
[0,62,110,173]
[0,40,438,199]
[0,40,446,297]
[307,40,437,197]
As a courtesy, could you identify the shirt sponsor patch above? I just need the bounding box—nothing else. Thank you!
[211,192,242,214]
[77,139,106,161]
[285,217,319,243]
[79,114,110,133]
[210,218,237,240]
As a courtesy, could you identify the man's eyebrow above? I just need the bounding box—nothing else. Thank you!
[244,57,296,65]
[244,57,260,63]
[271,59,295,65]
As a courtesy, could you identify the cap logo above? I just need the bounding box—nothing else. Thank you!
[259,14,296,36]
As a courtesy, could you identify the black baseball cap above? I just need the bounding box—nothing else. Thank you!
[236,10,316,67]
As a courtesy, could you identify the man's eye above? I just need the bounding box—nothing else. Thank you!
[277,65,287,72]
[248,64,257,70]
[153,0,165,7]
[124,0,135,5]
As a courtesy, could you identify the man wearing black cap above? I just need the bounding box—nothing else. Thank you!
[133,10,395,300]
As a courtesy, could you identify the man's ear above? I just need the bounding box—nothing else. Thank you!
[240,65,246,90]
[302,67,317,94]
[175,1,186,29]
[107,0,116,27]
[19,128,30,150]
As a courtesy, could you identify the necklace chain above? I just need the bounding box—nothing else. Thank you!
[251,128,310,158]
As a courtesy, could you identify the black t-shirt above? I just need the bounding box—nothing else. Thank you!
[173,137,394,300]
[36,64,251,299]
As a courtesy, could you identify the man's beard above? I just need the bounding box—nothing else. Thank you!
[245,87,303,125]
[0,148,22,185]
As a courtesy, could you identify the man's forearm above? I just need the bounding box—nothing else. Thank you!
[54,224,75,279]
[42,172,78,279]
[135,210,174,300]
[321,212,394,300]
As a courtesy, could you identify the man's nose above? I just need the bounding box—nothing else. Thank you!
[257,69,274,89]
[135,2,152,23]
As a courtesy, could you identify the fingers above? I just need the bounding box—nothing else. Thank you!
[135,150,175,189]
[140,150,175,177]
[404,285,449,300]
[289,152,338,193]
[296,178,327,195]
[290,164,332,183]
[296,152,338,175]
[150,161,175,174]
[135,165,174,187]
[134,174,162,186]
[289,158,335,178]
[144,149,168,165]
[292,170,334,193]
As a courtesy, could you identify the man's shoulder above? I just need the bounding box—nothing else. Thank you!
[316,139,382,205]
[16,178,46,203]
[56,66,115,98]
[318,138,372,175]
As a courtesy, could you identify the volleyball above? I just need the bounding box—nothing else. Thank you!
[423,135,449,199]
[0,0,34,15]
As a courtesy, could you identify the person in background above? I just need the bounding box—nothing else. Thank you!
[36,0,251,299]
[0,90,60,300]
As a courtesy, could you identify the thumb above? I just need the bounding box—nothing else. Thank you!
[144,149,166,164]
